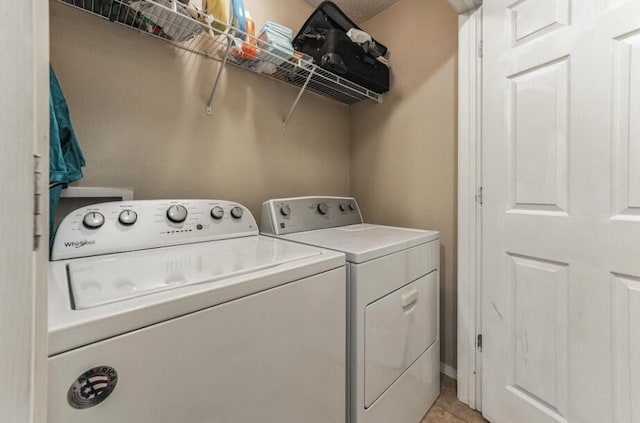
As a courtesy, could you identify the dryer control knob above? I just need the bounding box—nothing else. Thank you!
[83,212,105,229]
[167,205,188,223]
[348,202,356,212]
[118,210,138,226]
[211,206,224,220]
[280,205,291,216]
[339,203,348,212]
[317,203,329,215]
[231,207,244,219]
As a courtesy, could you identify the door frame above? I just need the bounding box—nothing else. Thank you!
[0,1,49,422]
[456,5,483,411]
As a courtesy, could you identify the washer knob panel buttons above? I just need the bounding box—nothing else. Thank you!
[83,212,105,229]
[339,203,348,212]
[348,203,356,212]
[118,210,137,226]
[231,207,244,219]
[211,206,225,220]
[317,203,329,215]
[167,205,188,223]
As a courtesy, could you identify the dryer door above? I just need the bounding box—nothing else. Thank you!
[364,271,438,407]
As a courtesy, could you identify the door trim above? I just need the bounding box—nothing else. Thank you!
[0,1,49,422]
[457,5,482,411]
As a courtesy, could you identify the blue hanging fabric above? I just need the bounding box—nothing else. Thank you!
[49,66,86,245]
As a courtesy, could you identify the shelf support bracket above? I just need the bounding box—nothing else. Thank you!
[282,67,315,129]
[206,34,234,116]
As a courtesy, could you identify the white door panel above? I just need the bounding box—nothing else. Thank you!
[612,30,640,220]
[483,1,640,422]
[507,56,569,215]
[509,0,571,46]
[612,274,640,423]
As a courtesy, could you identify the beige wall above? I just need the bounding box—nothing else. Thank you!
[51,0,459,368]
[50,0,350,219]
[350,0,458,367]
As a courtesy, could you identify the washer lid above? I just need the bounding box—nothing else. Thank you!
[279,224,440,263]
[68,236,322,310]
[49,236,345,355]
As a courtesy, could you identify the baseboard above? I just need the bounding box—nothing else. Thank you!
[440,362,458,380]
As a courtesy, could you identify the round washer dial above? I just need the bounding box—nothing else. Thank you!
[167,205,188,223]
[211,206,224,220]
[317,203,329,215]
[231,207,244,219]
[83,212,105,229]
[118,210,137,226]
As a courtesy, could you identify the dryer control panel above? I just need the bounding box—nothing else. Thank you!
[261,196,364,236]
[52,200,258,261]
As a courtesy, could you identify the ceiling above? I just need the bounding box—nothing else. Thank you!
[303,0,402,23]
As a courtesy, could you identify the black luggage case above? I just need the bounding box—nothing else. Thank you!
[299,29,390,94]
[294,1,390,94]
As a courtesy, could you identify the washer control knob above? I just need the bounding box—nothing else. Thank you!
[118,210,138,226]
[317,203,329,215]
[211,206,224,220]
[280,205,291,216]
[231,207,244,219]
[83,212,105,229]
[167,205,188,223]
[348,202,356,212]
[339,203,348,212]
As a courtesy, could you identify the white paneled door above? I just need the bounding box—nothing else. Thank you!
[482,1,640,423]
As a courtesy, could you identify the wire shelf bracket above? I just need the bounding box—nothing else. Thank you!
[282,67,315,129]
[206,33,233,116]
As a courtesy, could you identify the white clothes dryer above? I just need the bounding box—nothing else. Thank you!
[48,199,347,423]
[262,196,441,423]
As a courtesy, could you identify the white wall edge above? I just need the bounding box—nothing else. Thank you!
[440,362,458,380]
[0,0,49,422]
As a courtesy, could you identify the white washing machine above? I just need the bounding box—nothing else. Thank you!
[261,196,441,423]
[48,199,347,423]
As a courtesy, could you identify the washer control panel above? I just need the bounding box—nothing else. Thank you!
[52,200,257,261]
[261,196,363,235]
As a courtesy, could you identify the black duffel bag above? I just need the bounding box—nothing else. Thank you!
[293,1,390,94]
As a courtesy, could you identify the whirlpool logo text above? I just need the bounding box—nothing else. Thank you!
[64,240,96,249]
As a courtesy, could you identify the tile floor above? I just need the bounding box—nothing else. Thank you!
[421,375,487,423]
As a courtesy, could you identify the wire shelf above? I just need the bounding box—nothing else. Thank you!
[56,0,383,119]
